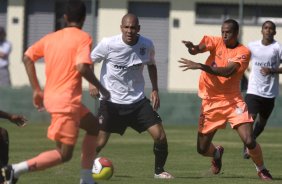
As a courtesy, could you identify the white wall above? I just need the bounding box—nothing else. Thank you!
[7,0,282,92]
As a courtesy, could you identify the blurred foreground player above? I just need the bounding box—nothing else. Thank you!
[1,1,109,184]
[0,110,26,184]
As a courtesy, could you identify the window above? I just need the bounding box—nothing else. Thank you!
[196,3,282,26]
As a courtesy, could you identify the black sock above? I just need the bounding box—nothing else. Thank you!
[153,143,168,174]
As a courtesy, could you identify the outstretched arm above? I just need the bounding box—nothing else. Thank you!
[23,55,44,111]
[260,67,282,76]
[147,64,160,111]
[178,58,240,78]
[0,110,27,127]
[182,40,206,55]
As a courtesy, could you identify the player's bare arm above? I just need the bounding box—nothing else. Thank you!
[23,55,45,111]
[147,64,160,110]
[0,110,27,127]
[76,63,110,100]
[182,40,206,55]
[88,63,100,98]
[261,66,282,76]
[178,58,239,78]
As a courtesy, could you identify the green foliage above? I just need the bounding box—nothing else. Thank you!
[2,123,282,184]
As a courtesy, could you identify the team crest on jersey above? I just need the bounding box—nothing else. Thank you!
[140,47,146,55]
[241,55,246,59]
[211,61,217,67]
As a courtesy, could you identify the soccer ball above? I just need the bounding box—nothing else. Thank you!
[92,157,114,180]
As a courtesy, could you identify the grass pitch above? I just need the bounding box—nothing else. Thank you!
[2,122,282,184]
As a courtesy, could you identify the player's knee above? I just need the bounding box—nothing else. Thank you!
[96,141,106,153]
[244,137,256,149]
[197,146,208,155]
[154,134,167,143]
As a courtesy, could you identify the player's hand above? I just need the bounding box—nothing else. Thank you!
[89,84,100,99]
[33,90,45,112]
[9,115,27,127]
[182,40,197,54]
[100,85,111,100]
[178,58,201,71]
[182,40,194,49]
[260,67,273,76]
[99,86,110,101]
[151,90,160,111]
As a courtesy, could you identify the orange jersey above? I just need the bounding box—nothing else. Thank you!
[25,27,92,113]
[198,36,251,100]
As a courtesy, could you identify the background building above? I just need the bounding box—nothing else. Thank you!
[2,0,282,92]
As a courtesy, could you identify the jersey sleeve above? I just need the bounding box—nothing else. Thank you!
[199,35,217,52]
[24,36,46,62]
[91,38,109,63]
[76,34,92,65]
[0,42,12,56]
[230,47,251,72]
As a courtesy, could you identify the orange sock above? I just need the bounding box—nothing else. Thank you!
[81,134,96,169]
[248,143,264,169]
[27,149,62,171]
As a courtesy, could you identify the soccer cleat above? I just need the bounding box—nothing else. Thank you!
[154,171,174,179]
[258,169,273,181]
[1,165,18,184]
[211,146,224,174]
[243,146,250,159]
[0,173,4,184]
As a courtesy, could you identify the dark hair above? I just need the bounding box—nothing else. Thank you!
[262,20,276,30]
[223,19,239,34]
[65,0,86,23]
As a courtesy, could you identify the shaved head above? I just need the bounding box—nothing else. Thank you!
[121,13,139,26]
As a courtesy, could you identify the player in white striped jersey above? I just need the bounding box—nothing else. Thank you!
[89,13,173,179]
[243,20,282,159]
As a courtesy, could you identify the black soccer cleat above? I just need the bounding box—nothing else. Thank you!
[1,165,18,184]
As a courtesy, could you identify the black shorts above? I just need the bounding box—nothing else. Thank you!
[98,97,162,135]
[245,94,275,119]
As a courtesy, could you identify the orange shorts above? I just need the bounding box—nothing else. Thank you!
[47,104,90,145]
[198,97,253,134]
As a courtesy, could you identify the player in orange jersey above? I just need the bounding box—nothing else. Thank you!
[179,19,272,181]
[1,1,109,184]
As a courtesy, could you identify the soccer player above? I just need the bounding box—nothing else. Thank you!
[179,19,273,180]
[0,110,26,184]
[243,20,282,159]
[1,1,109,184]
[0,110,26,168]
[0,27,12,87]
[89,13,173,179]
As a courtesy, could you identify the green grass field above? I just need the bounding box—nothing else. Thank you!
[2,122,282,184]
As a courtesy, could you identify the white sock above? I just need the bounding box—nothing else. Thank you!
[12,161,29,178]
[80,169,95,184]
[254,164,265,172]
